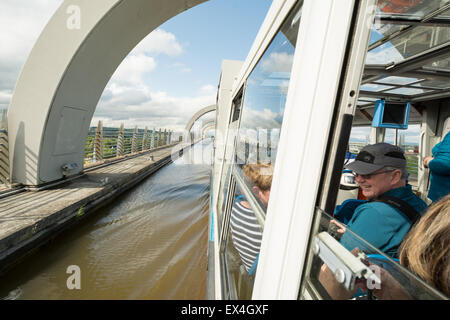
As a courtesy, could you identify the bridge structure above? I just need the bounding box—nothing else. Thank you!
[0,0,221,275]
[183,104,217,142]
[7,0,209,187]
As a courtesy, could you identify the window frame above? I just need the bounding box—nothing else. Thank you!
[251,0,375,299]
[218,0,305,299]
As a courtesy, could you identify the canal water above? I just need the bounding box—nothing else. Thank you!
[0,140,213,299]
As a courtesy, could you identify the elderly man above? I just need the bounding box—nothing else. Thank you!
[339,143,427,258]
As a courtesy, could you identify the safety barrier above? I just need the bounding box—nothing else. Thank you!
[84,120,173,164]
[0,110,9,185]
[0,116,175,186]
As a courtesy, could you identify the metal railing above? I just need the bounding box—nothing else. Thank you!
[0,117,175,186]
[0,109,10,185]
[84,121,174,165]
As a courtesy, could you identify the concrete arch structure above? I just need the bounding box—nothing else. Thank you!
[8,0,207,186]
[200,119,215,131]
[202,124,215,139]
[184,104,216,134]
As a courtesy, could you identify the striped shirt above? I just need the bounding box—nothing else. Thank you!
[230,200,263,272]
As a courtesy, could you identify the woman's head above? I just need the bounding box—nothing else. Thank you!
[242,162,273,207]
[399,194,450,297]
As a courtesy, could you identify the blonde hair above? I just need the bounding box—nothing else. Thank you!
[399,194,450,297]
[242,162,273,191]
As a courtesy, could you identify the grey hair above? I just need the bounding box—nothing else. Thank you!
[384,166,408,180]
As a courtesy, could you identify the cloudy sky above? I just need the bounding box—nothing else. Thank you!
[0,0,272,132]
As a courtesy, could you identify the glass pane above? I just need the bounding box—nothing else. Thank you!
[224,184,264,299]
[218,164,232,233]
[367,25,450,65]
[384,128,397,145]
[218,93,245,234]
[376,76,421,86]
[360,83,395,92]
[357,101,374,108]
[375,0,450,19]
[413,80,450,89]
[381,125,420,186]
[301,209,446,300]
[424,56,450,71]
[435,7,450,18]
[385,87,432,95]
[221,2,303,300]
[349,126,371,147]
[235,1,302,215]
[369,25,408,46]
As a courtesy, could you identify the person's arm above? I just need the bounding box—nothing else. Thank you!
[340,204,393,252]
[318,248,360,300]
[370,268,411,300]
[428,156,450,175]
[318,263,356,299]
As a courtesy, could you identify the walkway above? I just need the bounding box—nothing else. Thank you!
[0,144,184,274]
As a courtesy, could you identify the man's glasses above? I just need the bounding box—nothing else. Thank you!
[352,169,396,180]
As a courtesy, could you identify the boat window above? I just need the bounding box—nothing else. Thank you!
[217,91,245,234]
[231,90,243,123]
[222,184,263,299]
[220,0,303,299]
[361,0,450,103]
[349,126,372,146]
[234,1,302,214]
[217,165,232,234]
[424,56,450,71]
[299,0,450,300]
[299,208,447,300]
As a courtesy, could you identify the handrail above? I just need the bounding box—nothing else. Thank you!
[0,120,176,186]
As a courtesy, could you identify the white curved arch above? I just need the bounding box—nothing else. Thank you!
[184,104,216,134]
[8,0,207,185]
[202,124,215,139]
[200,119,215,131]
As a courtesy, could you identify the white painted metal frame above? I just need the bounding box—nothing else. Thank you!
[231,0,298,98]
[218,0,298,299]
[252,0,361,299]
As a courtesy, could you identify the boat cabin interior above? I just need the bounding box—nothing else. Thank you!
[210,0,449,300]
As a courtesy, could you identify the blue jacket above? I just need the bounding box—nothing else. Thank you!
[428,131,450,202]
[340,185,427,258]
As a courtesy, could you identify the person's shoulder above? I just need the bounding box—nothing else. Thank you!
[356,200,391,212]
[233,200,253,212]
[352,201,393,222]
[403,188,428,212]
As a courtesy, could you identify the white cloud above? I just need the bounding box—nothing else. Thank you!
[112,54,157,86]
[200,84,216,94]
[132,29,183,57]
[241,107,281,131]
[0,2,213,134]
[94,86,216,132]
[0,90,12,109]
[92,26,210,132]
[260,52,294,73]
[0,0,63,91]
